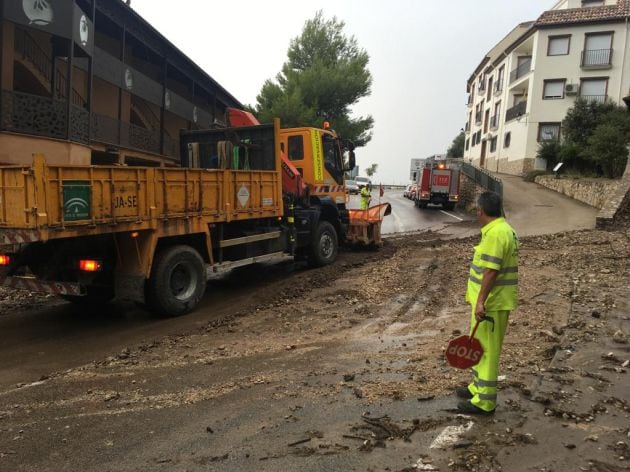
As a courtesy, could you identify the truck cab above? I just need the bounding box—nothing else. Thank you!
[280,127,347,205]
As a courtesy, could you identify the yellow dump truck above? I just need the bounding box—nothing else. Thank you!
[0,119,363,316]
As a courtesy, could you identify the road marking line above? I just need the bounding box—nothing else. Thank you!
[440,210,464,221]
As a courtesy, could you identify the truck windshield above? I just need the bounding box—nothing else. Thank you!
[323,135,343,185]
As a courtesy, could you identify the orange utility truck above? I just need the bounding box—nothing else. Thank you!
[0,118,359,316]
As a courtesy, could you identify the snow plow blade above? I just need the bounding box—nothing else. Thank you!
[346,203,392,247]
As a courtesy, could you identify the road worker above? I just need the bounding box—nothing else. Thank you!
[360,185,371,210]
[456,191,519,415]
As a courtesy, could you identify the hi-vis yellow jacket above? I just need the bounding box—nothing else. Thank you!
[466,217,519,311]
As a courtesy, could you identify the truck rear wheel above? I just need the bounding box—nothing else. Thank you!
[309,221,338,268]
[146,245,206,317]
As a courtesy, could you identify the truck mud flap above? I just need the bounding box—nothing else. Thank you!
[0,275,83,296]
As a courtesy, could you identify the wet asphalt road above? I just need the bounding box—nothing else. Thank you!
[348,190,470,235]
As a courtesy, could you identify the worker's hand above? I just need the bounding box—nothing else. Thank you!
[475,300,486,321]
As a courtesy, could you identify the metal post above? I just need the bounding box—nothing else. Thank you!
[66,37,74,140]
[0,5,4,128]
[160,58,166,155]
[118,25,126,147]
[87,0,96,143]
[191,80,195,129]
[212,91,217,125]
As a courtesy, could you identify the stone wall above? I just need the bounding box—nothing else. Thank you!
[596,160,630,229]
[459,173,485,211]
[535,175,622,209]
[470,157,534,176]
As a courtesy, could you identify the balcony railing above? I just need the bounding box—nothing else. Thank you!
[581,49,613,68]
[474,111,482,125]
[1,89,175,159]
[490,114,499,130]
[509,59,532,84]
[494,79,504,95]
[1,90,67,139]
[505,101,527,122]
[163,132,180,159]
[580,94,608,104]
[14,28,52,84]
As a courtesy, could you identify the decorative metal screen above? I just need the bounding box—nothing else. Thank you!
[1,90,67,139]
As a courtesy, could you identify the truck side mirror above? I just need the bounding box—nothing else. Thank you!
[347,151,356,171]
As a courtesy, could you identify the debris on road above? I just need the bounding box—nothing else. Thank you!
[0,227,628,471]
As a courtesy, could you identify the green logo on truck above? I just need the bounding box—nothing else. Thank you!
[63,181,91,221]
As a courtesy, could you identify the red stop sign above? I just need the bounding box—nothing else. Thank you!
[445,335,484,369]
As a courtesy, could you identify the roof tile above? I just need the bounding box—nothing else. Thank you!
[535,0,630,26]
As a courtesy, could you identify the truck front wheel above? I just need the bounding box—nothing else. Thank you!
[309,221,338,267]
[146,245,206,317]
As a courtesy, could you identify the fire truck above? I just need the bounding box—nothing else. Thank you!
[414,158,461,211]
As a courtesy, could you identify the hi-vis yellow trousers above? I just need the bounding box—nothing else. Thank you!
[467,308,510,412]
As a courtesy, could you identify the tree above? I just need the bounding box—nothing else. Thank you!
[365,164,378,177]
[447,132,465,158]
[562,98,617,148]
[254,11,374,146]
[557,99,630,177]
[585,123,629,178]
[536,141,562,170]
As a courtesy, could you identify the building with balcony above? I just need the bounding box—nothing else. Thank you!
[463,0,630,175]
[0,0,242,167]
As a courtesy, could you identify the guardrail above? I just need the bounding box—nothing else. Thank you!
[461,162,503,198]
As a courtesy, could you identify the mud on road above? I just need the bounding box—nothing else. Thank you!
[0,228,628,471]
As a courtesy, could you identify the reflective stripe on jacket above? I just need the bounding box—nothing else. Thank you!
[466,217,519,311]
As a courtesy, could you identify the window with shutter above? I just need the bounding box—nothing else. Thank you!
[548,36,570,56]
[543,79,566,99]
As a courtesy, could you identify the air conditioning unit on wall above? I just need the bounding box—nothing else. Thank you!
[565,83,580,95]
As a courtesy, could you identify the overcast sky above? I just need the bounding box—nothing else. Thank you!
[131,0,553,184]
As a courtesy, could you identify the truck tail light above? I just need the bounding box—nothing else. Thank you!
[79,260,102,272]
[0,255,10,266]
